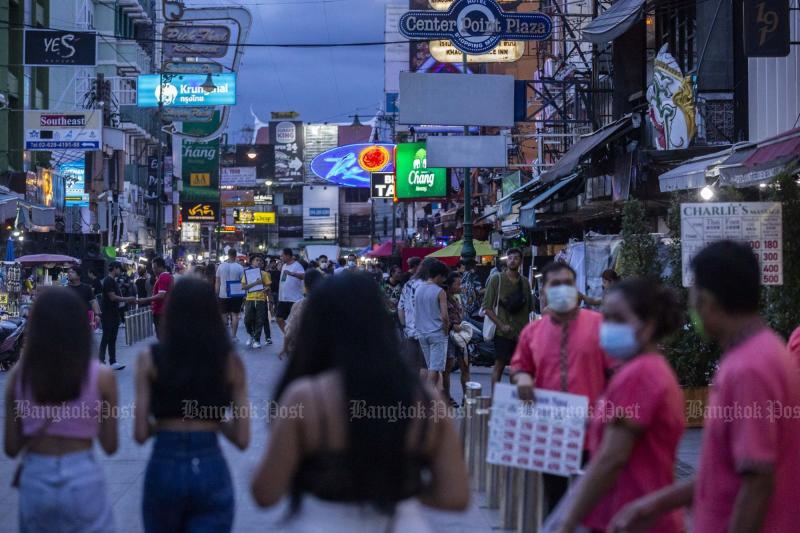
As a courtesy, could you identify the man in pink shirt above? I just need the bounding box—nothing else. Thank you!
[510,261,612,513]
[611,241,800,533]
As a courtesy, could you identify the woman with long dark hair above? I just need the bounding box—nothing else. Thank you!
[134,277,249,532]
[5,288,119,532]
[251,272,469,531]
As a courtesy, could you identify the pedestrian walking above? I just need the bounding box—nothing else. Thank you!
[137,257,172,339]
[382,264,404,316]
[552,278,685,533]
[88,268,103,298]
[5,288,119,533]
[457,258,483,319]
[241,254,272,349]
[510,260,611,513]
[482,248,533,385]
[442,271,471,407]
[216,248,246,341]
[135,266,149,299]
[414,260,450,388]
[276,248,305,334]
[610,241,800,533]
[397,257,427,373]
[280,269,324,359]
[251,273,469,531]
[66,265,101,327]
[99,261,136,370]
[134,277,249,533]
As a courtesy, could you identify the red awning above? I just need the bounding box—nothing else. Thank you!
[366,241,404,258]
[744,128,800,166]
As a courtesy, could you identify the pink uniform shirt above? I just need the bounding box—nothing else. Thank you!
[584,353,685,533]
[787,326,800,370]
[693,327,800,533]
[510,308,611,409]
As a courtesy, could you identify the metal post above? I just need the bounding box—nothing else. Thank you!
[155,69,164,256]
[517,471,543,533]
[461,381,482,473]
[474,396,492,490]
[460,52,476,262]
[486,462,501,509]
[499,466,520,530]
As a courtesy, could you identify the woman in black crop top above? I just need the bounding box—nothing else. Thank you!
[251,273,469,531]
[134,277,249,533]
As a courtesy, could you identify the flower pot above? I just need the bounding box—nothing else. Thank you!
[683,386,710,428]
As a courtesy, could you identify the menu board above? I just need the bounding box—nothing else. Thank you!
[680,202,783,286]
[487,384,588,477]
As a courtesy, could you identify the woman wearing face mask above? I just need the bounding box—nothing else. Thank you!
[553,278,685,533]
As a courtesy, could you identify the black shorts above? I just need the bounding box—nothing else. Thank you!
[494,336,518,364]
[275,301,295,320]
[219,297,244,315]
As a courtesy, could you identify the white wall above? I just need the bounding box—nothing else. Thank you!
[302,185,339,241]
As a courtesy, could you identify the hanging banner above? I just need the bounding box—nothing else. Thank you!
[24,110,102,150]
[24,29,97,66]
[269,121,305,184]
[681,202,783,286]
[181,114,220,205]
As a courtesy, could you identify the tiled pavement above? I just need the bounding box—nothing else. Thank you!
[0,324,701,532]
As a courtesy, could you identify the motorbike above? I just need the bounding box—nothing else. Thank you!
[0,311,26,371]
[464,316,495,368]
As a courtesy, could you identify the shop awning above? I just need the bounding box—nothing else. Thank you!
[520,174,580,229]
[496,177,542,218]
[541,115,635,184]
[0,190,21,221]
[582,0,645,44]
[719,129,800,187]
[658,148,733,192]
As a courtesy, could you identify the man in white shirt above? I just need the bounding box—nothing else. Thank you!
[215,248,245,341]
[276,247,305,333]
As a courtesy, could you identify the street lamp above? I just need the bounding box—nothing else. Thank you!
[247,146,258,160]
[700,186,715,201]
[201,73,216,93]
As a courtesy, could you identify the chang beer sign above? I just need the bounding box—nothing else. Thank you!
[394,142,448,200]
[399,0,552,55]
[181,113,221,204]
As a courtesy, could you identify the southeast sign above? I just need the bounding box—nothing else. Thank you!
[24,110,102,150]
[394,142,447,200]
[311,144,396,188]
[137,73,236,108]
[399,0,552,55]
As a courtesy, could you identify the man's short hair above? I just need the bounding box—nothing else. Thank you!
[506,248,523,259]
[459,258,476,269]
[541,261,576,285]
[428,260,450,280]
[691,240,760,314]
[318,255,328,261]
[282,248,294,258]
[152,257,166,269]
[108,261,122,272]
[407,256,422,270]
[228,248,237,258]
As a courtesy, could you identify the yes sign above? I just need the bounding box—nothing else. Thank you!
[24,30,97,66]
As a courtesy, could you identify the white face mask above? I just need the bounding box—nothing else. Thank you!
[545,285,578,313]
[347,261,356,268]
[599,322,639,360]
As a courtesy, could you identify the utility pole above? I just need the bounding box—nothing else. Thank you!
[154,52,165,256]
[461,53,476,261]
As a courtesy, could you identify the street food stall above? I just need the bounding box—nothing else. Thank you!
[15,254,81,312]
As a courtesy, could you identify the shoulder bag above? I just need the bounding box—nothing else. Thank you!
[482,274,502,341]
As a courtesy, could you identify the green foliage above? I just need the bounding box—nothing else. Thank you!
[617,199,658,278]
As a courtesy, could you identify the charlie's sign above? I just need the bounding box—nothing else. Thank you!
[399,0,551,55]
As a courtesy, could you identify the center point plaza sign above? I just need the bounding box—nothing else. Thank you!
[137,73,236,108]
[394,142,448,200]
[399,0,552,55]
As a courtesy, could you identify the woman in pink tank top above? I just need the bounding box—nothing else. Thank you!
[4,288,119,533]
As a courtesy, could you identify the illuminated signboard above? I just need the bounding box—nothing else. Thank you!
[233,210,276,225]
[371,172,395,199]
[137,73,237,108]
[181,202,219,222]
[58,159,89,207]
[310,143,395,188]
[394,142,448,200]
[430,39,525,63]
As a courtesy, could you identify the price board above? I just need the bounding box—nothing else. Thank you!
[680,202,782,286]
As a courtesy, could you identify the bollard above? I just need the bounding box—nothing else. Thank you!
[486,462,501,509]
[499,466,520,530]
[124,310,133,346]
[147,308,154,337]
[516,471,542,533]
[461,381,482,476]
[135,309,143,344]
[474,396,491,491]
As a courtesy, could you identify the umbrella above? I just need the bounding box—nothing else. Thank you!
[5,237,14,262]
[16,254,80,266]
[426,239,498,259]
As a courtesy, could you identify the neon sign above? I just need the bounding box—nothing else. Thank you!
[310,143,396,188]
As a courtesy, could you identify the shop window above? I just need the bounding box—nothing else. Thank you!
[348,215,371,236]
[344,188,370,203]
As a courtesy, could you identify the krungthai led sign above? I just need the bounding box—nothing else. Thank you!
[310,143,396,188]
[137,73,236,108]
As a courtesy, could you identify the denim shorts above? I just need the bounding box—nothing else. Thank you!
[143,431,234,533]
[418,332,448,372]
[19,450,114,533]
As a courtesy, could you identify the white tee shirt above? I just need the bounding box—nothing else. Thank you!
[279,261,305,303]
[216,261,245,299]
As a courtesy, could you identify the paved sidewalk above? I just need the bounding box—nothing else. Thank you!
[0,324,702,532]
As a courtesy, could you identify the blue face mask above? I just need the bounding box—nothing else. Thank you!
[599,322,639,360]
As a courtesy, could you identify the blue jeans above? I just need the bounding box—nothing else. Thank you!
[19,450,114,533]
[143,431,234,533]
[418,331,448,372]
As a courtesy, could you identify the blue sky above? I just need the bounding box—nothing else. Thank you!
[191,0,390,140]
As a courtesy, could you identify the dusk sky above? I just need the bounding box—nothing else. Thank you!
[194,0,390,141]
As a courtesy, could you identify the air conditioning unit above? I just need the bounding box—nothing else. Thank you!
[279,206,292,215]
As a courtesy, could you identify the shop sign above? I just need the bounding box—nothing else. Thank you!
[162,108,215,123]
[221,167,257,187]
[371,172,395,199]
[181,222,201,242]
[681,202,783,286]
[254,194,273,204]
[233,210,276,225]
[24,29,97,66]
[399,0,552,55]
[429,39,525,63]
[58,159,89,207]
[269,121,305,184]
[311,143,396,188]
[429,0,516,10]
[24,110,101,150]
[181,202,219,222]
[221,190,255,207]
[163,61,223,74]
[163,24,230,59]
[743,0,790,57]
[181,116,220,205]
[309,208,330,217]
[137,73,236,108]
[394,142,448,200]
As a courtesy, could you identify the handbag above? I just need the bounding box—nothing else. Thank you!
[11,417,53,488]
[482,274,502,341]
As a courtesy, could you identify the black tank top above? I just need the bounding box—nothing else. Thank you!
[149,344,232,420]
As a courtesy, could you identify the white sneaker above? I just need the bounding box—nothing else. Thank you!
[110,362,126,371]
[244,338,253,349]
[252,341,261,349]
